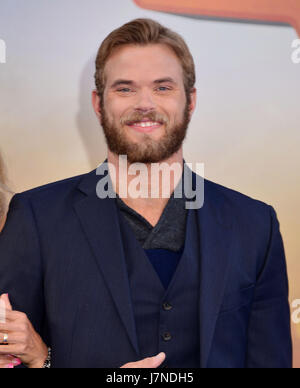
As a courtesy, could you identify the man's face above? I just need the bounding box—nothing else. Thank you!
[93,44,196,164]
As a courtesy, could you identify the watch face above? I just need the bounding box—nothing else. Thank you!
[133,0,300,37]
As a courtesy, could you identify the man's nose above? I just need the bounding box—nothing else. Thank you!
[134,90,156,113]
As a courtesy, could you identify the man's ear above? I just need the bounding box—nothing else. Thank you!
[188,88,197,119]
[92,90,102,120]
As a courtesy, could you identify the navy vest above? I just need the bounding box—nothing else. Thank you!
[117,207,201,368]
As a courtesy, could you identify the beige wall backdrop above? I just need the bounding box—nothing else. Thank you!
[0,0,299,367]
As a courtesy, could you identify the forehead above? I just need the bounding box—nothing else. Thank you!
[104,43,184,85]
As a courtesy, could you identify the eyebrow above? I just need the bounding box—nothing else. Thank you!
[110,80,135,89]
[153,77,177,85]
[110,77,178,89]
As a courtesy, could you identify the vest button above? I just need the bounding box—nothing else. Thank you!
[162,302,173,311]
[162,332,172,341]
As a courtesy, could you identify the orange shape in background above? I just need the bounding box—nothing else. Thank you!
[134,0,300,37]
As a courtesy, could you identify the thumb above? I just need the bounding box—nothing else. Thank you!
[123,352,166,369]
[0,294,12,311]
[139,352,166,368]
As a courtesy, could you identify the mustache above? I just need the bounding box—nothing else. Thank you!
[120,111,169,126]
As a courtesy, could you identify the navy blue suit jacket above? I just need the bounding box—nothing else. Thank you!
[0,165,292,368]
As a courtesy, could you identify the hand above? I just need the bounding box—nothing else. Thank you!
[121,352,166,368]
[0,294,48,368]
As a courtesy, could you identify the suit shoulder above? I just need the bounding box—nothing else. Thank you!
[203,178,273,219]
[202,179,277,255]
[12,171,92,205]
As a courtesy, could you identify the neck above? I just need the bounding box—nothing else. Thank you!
[107,149,184,226]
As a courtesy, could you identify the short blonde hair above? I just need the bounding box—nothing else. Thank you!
[0,152,5,187]
[0,153,11,229]
[95,18,196,98]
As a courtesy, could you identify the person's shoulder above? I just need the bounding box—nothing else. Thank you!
[11,170,95,206]
[188,164,272,216]
[203,177,274,225]
[204,178,269,208]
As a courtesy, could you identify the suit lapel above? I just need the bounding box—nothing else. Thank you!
[73,167,140,356]
[196,179,235,368]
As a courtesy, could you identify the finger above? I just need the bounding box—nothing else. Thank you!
[0,322,23,332]
[0,332,24,345]
[0,355,16,364]
[2,310,26,322]
[0,361,20,369]
[121,353,166,368]
[0,298,5,324]
[0,363,15,369]
[0,294,12,311]
[0,344,24,356]
[0,356,21,368]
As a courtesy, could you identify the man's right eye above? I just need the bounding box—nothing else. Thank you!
[117,88,131,93]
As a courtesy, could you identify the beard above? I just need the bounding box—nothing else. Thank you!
[100,99,191,164]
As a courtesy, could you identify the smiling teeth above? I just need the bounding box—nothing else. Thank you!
[132,122,160,128]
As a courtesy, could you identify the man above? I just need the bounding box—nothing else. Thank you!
[0,19,292,368]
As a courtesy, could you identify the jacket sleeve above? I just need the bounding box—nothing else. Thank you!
[246,205,293,368]
[0,194,45,337]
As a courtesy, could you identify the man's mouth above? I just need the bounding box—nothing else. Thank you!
[126,120,163,133]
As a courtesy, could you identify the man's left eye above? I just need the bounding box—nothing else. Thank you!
[157,87,169,91]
